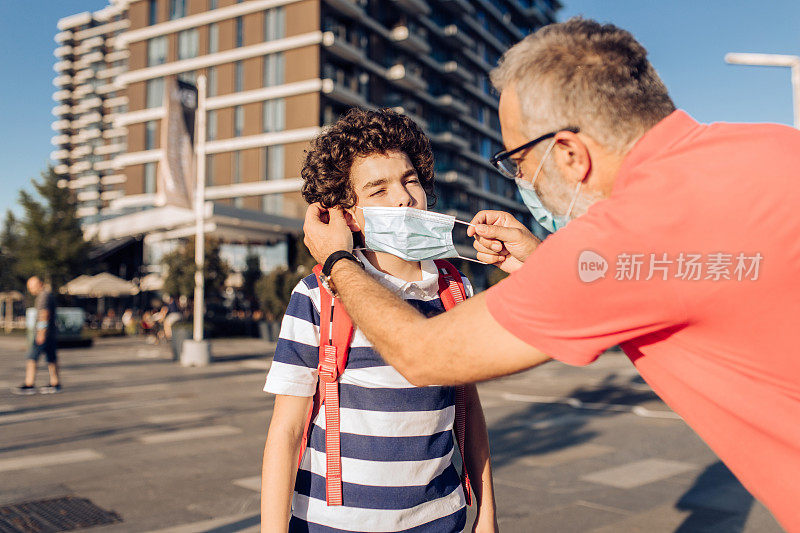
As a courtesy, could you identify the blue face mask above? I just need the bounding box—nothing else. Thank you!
[516,139,582,233]
[358,206,482,263]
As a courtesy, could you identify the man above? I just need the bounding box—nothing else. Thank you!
[302,18,800,531]
[14,276,61,394]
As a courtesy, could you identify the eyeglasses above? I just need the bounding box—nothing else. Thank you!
[490,127,580,180]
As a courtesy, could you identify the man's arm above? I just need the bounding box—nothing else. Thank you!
[329,259,550,386]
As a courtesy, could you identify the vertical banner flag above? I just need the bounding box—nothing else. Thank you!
[157,76,198,209]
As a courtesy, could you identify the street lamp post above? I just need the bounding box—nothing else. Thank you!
[725,52,800,128]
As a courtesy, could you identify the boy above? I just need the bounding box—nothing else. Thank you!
[261,109,497,532]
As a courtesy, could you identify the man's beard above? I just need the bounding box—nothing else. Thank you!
[535,159,603,219]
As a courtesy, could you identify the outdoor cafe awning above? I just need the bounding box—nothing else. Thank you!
[62,273,139,297]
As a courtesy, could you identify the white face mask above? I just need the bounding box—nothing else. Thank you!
[357,206,482,263]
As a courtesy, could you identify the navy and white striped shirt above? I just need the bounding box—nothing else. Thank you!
[264,253,472,532]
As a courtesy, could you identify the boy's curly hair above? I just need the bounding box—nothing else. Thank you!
[301,108,436,209]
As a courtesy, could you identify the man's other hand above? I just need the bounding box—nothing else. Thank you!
[468,210,540,273]
[303,203,354,264]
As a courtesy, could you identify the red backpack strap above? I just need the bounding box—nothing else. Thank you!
[296,264,353,506]
[432,260,472,506]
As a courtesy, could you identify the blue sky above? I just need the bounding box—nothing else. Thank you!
[1,1,799,216]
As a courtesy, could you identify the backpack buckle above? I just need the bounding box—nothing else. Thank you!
[318,345,339,383]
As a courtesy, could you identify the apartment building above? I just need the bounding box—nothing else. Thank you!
[52,0,560,282]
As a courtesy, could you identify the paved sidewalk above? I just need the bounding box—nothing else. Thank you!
[0,336,783,532]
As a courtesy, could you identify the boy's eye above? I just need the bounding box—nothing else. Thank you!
[370,189,386,197]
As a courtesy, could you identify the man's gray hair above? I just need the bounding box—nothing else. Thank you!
[491,17,676,153]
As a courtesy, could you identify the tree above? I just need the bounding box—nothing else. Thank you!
[16,167,90,290]
[256,265,309,321]
[0,211,24,292]
[162,238,229,301]
[241,253,262,310]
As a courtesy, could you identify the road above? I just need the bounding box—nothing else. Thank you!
[0,336,782,532]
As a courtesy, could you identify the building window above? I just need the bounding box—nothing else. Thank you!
[144,162,156,193]
[234,60,244,92]
[205,154,214,186]
[263,145,284,180]
[232,151,241,184]
[264,7,285,41]
[263,53,284,87]
[177,29,198,60]
[207,66,217,97]
[148,0,158,25]
[145,120,157,150]
[146,77,164,108]
[262,98,285,133]
[208,0,217,9]
[207,110,217,141]
[169,0,186,20]
[234,106,244,137]
[147,36,167,66]
[236,16,244,48]
[208,23,219,54]
[178,70,196,83]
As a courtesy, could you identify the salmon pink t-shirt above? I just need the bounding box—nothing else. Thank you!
[486,110,800,531]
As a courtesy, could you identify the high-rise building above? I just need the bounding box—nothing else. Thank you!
[52,0,561,285]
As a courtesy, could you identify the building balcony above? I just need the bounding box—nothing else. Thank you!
[71,161,92,173]
[100,190,125,202]
[97,66,125,80]
[74,69,94,83]
[71,145,92,158]
[95,143,124,156]
[390,106,428,129]
[70,174,100,189]
[106,49,129,62]
[435,94,470,115]
[103,127,127,139]
[52,104,72,117]
[322,31,365,63]
[83,51,104,64]
[50,149,69,161]
[76,206,99,218]
[323,0,365,20]
[101,174,126,186]
[443,24,475,49]
[389,0,431,16]
[390,25,431,55]
[53,74,72,87]
[429,131,470,151]
[438,169,476,188]
[54,60,73,73]
[54,164,70,175]
[54,45,73,58]
[442,61,474,83]
[83,128,102,141]
[51,119,71,131]
[386,64,427,91]
[321,78,369,108]
[73,84,93,97]
[51,134,70,146]
[435,0,474,15]
[77,190,100,202]
[52,89,71,101]
[104,95,128,108]
[55,31,73,44]
[94,159,116,171]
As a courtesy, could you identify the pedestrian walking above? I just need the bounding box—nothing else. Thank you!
[13,276,61,395]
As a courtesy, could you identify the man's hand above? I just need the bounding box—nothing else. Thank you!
[303,203,353,264]
[467,210,540,273]
[36,329,46,346]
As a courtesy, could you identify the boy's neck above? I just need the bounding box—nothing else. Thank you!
[361,250,423,282]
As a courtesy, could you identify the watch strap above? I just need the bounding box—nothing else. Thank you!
[322,250,363,277]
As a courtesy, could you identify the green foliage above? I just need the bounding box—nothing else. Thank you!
[241,253,262,309]
[162,238,229,300]
[256,265,310,321]
[0,211,24,292]
[16,167,90,290]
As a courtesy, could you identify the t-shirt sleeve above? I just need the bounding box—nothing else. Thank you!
[485,210,686,366]
[264,275,321,397]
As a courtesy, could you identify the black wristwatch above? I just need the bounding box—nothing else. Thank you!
[320,251,364,296]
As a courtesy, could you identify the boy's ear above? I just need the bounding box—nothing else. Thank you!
[343,208,361,232]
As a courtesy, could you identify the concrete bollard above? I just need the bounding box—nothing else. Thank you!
[180,339,212,367]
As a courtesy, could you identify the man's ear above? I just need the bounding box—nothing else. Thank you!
[555,131,591,183]
[344,208,361,232]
